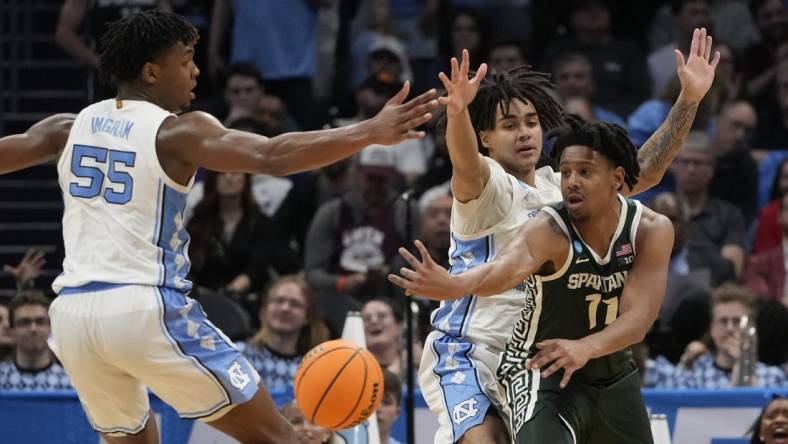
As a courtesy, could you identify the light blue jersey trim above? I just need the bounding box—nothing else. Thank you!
[431,334,490,442]
[59,282,128,295]
[155,287,258,417]
[155,184,192,292]
[431,233,494,337]
[152,179,165,286]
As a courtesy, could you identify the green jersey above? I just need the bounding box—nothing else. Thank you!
[500,195,643,382]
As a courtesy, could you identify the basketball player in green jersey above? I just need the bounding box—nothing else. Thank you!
[390,116,673,443]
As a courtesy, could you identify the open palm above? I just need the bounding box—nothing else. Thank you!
[676,27,721,103]
[438,49,488,116]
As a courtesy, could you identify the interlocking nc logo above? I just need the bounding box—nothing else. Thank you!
[452,398,479,425]
[228,362,251,390]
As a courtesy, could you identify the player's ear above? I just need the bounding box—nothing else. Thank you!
[612,166,625,191]
[140,61,160,86]
[478,130,491,149]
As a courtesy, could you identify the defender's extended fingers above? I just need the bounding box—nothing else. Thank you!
[704,35,712,61]
[710,50,720,69]
[438,71,453,91]
[398,88,437,112]
[689,28,699,58]
[400,267,418,280]
[414,239,432,263]
[388,273,415,292]
[675,50,686,71]
[398,246,424,269]
[386,81,411,106]
[471,63,488,84]
[460,49,470,77]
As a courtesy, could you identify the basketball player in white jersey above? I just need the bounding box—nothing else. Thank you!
[418,29,719,443]
[0,11,437,444]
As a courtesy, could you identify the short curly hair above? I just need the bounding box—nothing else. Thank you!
[548,115,640,191]
[98,10,198,88]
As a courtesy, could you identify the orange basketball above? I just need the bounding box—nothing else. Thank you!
[293,339,384,430]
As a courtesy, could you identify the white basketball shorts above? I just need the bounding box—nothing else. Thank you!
[48,283,260,436]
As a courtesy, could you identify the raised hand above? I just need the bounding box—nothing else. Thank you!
[527,339,592,389]
[3,248,45,286]
[366,82,438,146]
[676,27,721,103]
[438,49,488,116]
[387,240,463,301]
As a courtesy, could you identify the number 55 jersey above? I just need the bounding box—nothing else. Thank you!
[53,99,192,294]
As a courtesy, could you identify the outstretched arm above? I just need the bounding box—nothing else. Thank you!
[388,212,564,300]
[626,28,720,196]
[161,82,438,177]
[439,49,491,202]
[0,114,74,174]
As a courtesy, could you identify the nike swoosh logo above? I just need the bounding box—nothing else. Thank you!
[576,257,589,264]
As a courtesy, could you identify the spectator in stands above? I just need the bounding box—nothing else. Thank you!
[672,130,746,278]
[304,147,407,333]
[745,192,788,306]
[647,192,712,363]
[628,72,727,148]
[539,0,651,116]
[741,0,787,101]
[222,63,266,125]
[335,76,431,184]
[646,284,787,388]
[186,170,278,314]
[551,52,627,127]
[2,248,45,291]
[362,298,404,379]
[487,39,528,74]
[749,395,788,444]
[256,94,294,136]
[411,128,451,199]
[708,100,759,221]
[714,40,743,99]
[54,0,166,102]
[209,0,331,129]
[280,400,334,444]
[349,0,412,90]
[0,302,12,361]
[753,58,788,151]
[754,159,788,253]
[0,291,70,390]
[378,368,403,444]
[430,9,487,91]
[648,0,711,97]
[238,276,329,394]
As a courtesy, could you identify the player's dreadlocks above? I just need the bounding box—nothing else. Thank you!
[437,66,565,152]
[98,11,198,88]
[548,115,641,191]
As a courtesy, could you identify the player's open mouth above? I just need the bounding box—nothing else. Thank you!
[566,194,584,208]
[772,426,787,442]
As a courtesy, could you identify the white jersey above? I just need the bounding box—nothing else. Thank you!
[430,157,563,352]
[52,99,194,294]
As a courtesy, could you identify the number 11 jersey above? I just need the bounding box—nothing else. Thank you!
[501,194,643,383]
[53,99,193,294]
